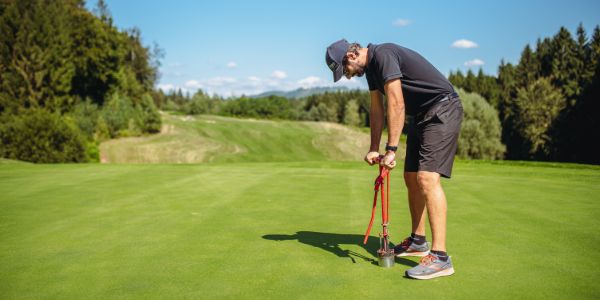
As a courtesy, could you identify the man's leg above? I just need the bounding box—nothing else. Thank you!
[397,119,431,257]
[405,97,462,279]
[394,172,430,257]
[406,171,454,279]
[405,170,454,279]
[416,171,446,252]
[404,172,427,236]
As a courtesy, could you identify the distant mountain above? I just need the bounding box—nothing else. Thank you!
[251,86,356,99]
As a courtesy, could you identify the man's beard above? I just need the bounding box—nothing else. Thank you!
[349,61,365,77]
[352,63,365,77]
[355,68,365,77]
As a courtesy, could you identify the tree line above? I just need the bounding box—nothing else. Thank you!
[0,0,161,163]
[449,24,600,164]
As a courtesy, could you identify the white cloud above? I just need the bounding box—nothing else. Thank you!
[174,77,239,97]
[271,70,288,79]
[451,39,478,49]
[336,77,364,89]
[157,83,175,91]
[298,76,324,88]
[184,80,203,89]
[244,76,285,89]
[227,61,237,68]
[464,59,485,67]
[156,83,191,94]
[296,76,364,90]
[205,77,237,87]
[392,18,412,27]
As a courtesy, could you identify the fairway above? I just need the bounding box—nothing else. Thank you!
[1,160,599,299]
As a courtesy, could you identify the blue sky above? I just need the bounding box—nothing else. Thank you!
[88,0,600,97]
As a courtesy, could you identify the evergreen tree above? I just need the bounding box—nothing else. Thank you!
[497,60,517,117]
[476,68,485,92]
[550,27,580,104]
[536,37,553,78]
[69,5,121,106]
[448,70,465,88]
[568,25,600,163]
[93,0,113,26]
[496,60,521,159]
[575,23,593,87]
[516,44,538,87]
[587,26,600,82]
[464,69,476,92]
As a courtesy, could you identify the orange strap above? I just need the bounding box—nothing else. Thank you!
[363,165,390,245]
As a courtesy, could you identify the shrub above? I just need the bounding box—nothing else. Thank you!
[137,94,161,133]
[100,92,140,137]
[457,89,506,159]
[343,99,360,126]
[0,109,87,163]
[69,99,100,140]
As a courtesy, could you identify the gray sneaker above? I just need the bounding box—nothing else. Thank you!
[393,236,430,257]
[405,252,455,280]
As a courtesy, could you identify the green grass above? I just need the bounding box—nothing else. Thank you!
[1,160,599,299]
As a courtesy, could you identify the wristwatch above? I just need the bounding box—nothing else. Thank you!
[385,144,398,152]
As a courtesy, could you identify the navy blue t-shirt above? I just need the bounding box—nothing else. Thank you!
[365,43,454,115]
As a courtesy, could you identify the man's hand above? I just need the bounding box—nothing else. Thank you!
[380,151,396,170]
[364,151,380,166]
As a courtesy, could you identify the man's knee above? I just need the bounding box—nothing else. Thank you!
[416,171,440,193]
[404,172,418,191]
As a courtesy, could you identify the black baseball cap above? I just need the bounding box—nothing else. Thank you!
[325,39,350,82]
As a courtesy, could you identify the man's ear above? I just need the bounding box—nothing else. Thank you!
[346,51,358,61]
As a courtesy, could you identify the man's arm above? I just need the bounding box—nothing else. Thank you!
[369,90,385,152]
[384,79,405,148]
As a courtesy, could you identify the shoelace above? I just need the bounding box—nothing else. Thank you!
[399,237,412,248]
[420,254,437,266]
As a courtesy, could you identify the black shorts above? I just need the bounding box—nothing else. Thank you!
[404,94,463,178]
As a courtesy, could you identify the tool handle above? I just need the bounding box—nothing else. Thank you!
[363,187,378,244]
[364,163,392,245]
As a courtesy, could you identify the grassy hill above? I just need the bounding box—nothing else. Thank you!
[100,113,397,164]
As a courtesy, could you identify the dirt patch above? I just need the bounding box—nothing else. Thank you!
[160,124,175,134]
[100,116,223,164]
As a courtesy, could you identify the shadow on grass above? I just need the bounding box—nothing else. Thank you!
[262,231,417,267]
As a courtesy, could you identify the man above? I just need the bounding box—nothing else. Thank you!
[325,39,463,280]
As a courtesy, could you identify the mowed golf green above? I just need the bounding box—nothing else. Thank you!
[1,115,599,299]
